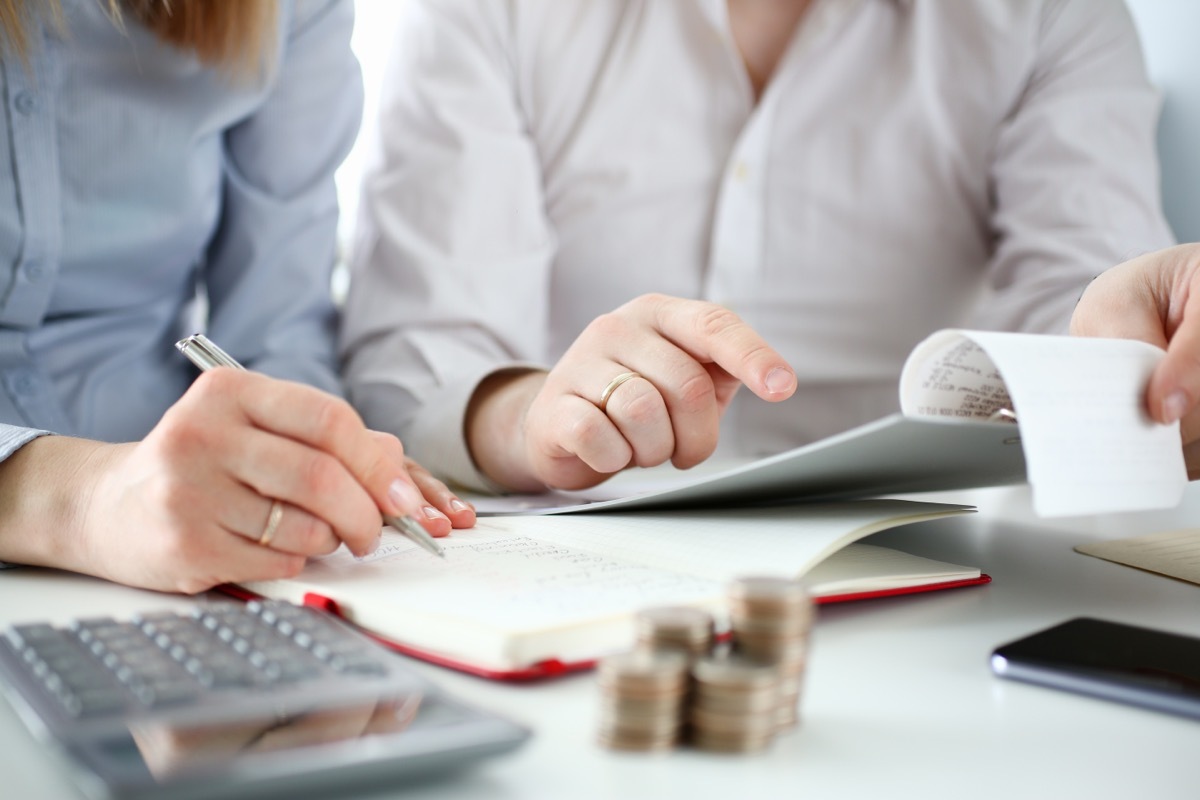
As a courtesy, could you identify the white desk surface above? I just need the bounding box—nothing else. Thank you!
[3,483,1199,800]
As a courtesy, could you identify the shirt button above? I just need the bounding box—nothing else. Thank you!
[21,262,42,281]
[13,91,36,115]
[733,161,750,182]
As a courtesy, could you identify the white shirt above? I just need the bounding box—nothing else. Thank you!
[342,0,1173,492]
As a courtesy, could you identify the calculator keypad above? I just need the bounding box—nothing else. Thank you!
[2,601,394,721]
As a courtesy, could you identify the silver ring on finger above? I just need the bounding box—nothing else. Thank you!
[597,371,641,414]
[258,499,285,547]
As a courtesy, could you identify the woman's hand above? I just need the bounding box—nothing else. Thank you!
[0,370,474,593]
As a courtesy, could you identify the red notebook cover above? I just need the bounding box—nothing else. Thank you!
[220,573,991,683]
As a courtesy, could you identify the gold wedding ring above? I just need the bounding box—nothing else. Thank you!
[598,371,641,413]
[258,499,284,547]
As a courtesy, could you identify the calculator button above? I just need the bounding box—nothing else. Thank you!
[207,665,256,688]
[144,680,201,707]
[8,623,62,649]
[74,687,130,716]
[2,601,413,736]
[56,693,84,717]
[273,660,320,682]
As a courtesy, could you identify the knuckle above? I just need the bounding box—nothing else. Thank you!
[375,431,405,460]
[314,534,341,556]
[155,416,211,460]
[675,369,716,411]
[620,386,663,426]
[291,511,322,549]
[300,452,342,498]
[584,310,630,341]
[296,514,336,554]
[311,394,360,448]
[692,303,743,340]
[569,412,611,450]
[629,292,669,312]
[363,443,402,487]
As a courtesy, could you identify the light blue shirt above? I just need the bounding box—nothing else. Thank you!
[0,0,362,458]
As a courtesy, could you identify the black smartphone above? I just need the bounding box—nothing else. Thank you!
[991,617,1200,721]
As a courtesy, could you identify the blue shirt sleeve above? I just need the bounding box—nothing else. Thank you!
[202,0,364,396]
[0,0,364,443]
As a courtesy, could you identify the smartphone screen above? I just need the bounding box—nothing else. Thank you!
[991,617,1200,721]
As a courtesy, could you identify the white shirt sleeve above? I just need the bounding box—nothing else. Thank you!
[974,0,1175,334]
[340,0,553,492]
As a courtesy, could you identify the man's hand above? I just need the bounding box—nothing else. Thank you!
[468,294,796,492]
[1071,244,1200,477]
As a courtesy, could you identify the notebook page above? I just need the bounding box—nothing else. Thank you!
[805,543,979,594]
[252,525,721,631]
[901,330,1186,516]
[485,500,971,583]
[243,524,723,664]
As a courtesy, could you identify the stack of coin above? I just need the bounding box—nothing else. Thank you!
[595,650,690,751]
[634,606,715,661]
[688,653,782,752]
[727,576,814,730]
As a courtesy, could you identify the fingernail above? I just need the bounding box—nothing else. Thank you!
[355,532,382,559]
[1162,391,1189,424]
[423,505,447,521]
[764,367,795,395]
[450,498,473,513]
[388,478,422,511]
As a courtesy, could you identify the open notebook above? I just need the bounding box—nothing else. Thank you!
[237,500,983,680]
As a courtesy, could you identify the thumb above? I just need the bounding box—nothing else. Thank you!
[1148,284,1200,425]
[1073,246,1200,426]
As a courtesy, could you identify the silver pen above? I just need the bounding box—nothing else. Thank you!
[176,333,446,559]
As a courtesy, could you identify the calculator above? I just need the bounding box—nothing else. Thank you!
[0,599,529,800]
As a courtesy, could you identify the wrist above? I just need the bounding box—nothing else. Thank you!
[466,369,548,492]
[0,436,113,572]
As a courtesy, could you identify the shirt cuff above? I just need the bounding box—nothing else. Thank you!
[408,363,544,494]
[0,424,52,462]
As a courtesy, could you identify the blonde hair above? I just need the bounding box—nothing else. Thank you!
[0,0,278,74]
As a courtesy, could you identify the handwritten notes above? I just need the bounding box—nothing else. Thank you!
[901,330,1186,516]
[292,526,722,631]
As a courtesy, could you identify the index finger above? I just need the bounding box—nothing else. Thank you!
[631,295,796,401]
[221,372,422,518]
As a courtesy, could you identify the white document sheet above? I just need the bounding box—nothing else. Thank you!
[901,330,1186,516]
